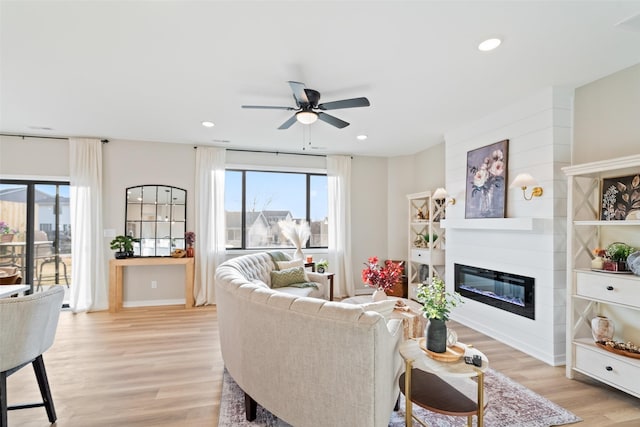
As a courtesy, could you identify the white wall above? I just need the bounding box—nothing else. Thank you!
[573,62,640,164]
[443,87,573,366]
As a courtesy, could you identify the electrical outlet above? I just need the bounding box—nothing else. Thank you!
[151,280,157,289]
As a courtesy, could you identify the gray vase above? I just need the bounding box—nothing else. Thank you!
[426,318,447,353]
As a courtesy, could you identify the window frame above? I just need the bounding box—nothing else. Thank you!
[225,168,328,250]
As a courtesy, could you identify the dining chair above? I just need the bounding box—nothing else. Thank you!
[0,286,64,427]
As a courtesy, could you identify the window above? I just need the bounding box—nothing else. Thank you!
[224,170,328,249]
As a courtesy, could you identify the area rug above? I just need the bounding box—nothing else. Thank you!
[218,368,582,427]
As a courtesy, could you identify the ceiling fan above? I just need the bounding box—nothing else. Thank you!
[242,81,370,129]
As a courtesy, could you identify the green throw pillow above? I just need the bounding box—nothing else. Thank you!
[270,266,308,289]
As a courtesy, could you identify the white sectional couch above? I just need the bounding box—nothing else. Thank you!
[214,252,404,427]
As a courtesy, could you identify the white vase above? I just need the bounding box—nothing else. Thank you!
[591,315,614,342]
[372,289,388,302]
[293,248,304,260]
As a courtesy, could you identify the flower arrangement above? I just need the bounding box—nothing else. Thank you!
[277,218,310,259]
[361,256,404,292]
[0,220,17,235]
[416,277,463,321]
[185,231,195,247]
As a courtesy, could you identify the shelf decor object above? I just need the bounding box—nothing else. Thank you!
[465,139,508,219]
[600,173,640,221]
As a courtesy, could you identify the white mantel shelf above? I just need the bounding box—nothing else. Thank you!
[441,218,543,231]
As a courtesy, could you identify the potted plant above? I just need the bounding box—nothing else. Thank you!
[604,242,635,271]
[361,256,404,301]
[316,259,329,273]
[277,218,310,260]
[416,277,463,353]
[0,220,17,242]
[110,235,136,259]
[422,233,438,248]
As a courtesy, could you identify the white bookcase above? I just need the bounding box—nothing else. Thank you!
[406,191,446,301]
[563,154,640,398]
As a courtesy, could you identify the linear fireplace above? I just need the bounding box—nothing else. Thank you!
[454,263,535,319]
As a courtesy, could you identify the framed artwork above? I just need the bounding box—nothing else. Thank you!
[600,174,640,220]
[465,139,508,219]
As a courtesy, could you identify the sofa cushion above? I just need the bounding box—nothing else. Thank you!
[276,258,304,270]
[270,266,309,288]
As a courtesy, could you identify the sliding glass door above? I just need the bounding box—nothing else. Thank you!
[0,180,71,302]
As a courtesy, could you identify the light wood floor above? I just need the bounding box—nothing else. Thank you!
[5,305,640,426]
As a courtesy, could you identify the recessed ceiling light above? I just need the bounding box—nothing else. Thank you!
[201,121,215,128]
[478,38,502,52]
[356,134,368,141]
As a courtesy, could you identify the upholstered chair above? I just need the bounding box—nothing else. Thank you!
[0,286,64,427]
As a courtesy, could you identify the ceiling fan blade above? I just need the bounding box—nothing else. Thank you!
[242,105,295,110]
[317,112,349,129]
[288,81,309,106]
[278,115,298,130]
[317,97,370,110]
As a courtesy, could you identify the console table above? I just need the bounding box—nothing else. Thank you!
[109,257,195,313]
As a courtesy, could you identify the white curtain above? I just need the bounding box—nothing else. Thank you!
[194,147,226,305]
[69,138,107,312]
[327,155,354,297]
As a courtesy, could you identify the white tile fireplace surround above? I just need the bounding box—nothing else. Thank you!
[442,87,572,366]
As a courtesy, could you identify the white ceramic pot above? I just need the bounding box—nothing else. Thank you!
[372,289,388,302]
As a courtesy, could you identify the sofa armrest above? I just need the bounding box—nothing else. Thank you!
[386,318,403,338]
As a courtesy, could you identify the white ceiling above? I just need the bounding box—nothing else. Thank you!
[1,1,639,157]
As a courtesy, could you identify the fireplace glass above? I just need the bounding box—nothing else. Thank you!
[454,263,535,319]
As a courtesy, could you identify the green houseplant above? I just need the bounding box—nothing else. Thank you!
[110,235,136,259]
[605,242,635,271]
[416,277,463,353]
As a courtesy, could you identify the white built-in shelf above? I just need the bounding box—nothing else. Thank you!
[441,218,543,231]
[574,220,640,226]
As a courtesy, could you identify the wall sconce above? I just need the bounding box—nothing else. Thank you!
[510,173,543,200]
[432,187,456,206]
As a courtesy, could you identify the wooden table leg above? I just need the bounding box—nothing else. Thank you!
[185,259,194,308]
[328,273,335,301]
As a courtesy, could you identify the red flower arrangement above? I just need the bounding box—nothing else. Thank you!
[361,256,404,292]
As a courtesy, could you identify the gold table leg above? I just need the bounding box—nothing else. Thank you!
[405,359,413,427]
[476,370,484,427]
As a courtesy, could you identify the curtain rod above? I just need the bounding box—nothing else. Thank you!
[193,146,327,158]
[0,133,109,143]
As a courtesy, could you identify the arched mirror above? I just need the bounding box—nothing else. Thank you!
[125,185,187,257]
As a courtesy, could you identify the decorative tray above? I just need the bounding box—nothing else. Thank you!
[417,337,465,362]
[595,342,640,360]
[590,269,633,274]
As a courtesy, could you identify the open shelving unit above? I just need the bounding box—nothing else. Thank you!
[564,154,640,398]
[406,191,447,301]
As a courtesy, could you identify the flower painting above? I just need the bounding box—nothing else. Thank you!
[465,140,508,218]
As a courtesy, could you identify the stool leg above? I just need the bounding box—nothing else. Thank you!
[33,355,56,423]
[1,371,8,427]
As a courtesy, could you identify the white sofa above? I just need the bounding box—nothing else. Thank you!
[214,252,404,427]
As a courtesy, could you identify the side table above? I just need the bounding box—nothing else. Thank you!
[341,296,426,340]
[399,339,489,427]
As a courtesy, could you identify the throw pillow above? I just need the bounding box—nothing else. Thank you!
[270,266,309,289]
[276,259,304,270]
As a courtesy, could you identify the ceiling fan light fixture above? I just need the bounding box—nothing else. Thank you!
[478,38,502,52]
[356,134,368,141]
[296,111,318,125]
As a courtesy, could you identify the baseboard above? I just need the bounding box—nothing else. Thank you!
[123,299,185,308]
